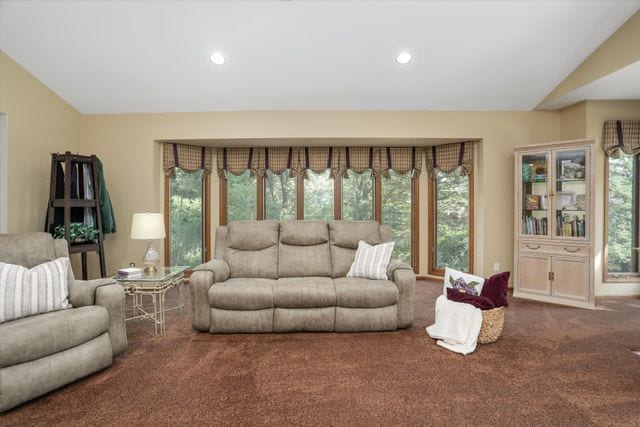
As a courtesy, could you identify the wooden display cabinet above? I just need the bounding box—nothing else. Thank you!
[514,139,595,308]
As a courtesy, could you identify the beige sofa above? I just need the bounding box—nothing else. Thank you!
[0,233,127,412]
[190,220,415,333]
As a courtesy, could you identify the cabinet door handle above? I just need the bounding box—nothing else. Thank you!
[563,247,580,253]
[526,244,541,250]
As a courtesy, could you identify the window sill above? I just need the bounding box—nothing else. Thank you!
[604,275,640,283]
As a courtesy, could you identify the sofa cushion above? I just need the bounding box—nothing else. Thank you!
[278,243,332,277]
[0,305,109,368]
[279,220,328,246]
[329,221,382,249]
[225,246,278,279]
[329,221,383,278]
[0,232,56,269]
[227,220,279,251]
[208,278,275,310]
[273,277,336,308]
[334,277,399,308]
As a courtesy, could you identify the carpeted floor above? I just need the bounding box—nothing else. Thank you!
[3,280,640,425]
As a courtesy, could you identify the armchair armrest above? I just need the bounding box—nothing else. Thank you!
[190,259,230,331]
[68,278,127,357]
[387,259,415,329]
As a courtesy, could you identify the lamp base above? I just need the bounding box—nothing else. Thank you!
[142,240,160,275]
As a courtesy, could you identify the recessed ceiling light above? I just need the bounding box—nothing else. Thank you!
[209,52,226,65]
[396,51,412,65]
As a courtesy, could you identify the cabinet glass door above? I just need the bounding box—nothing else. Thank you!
[553,148,588,239]
[521,152,550,236]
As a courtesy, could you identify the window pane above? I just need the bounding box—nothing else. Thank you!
[434,169,470,272]
[381,171,411,264]
[169,169,203,267]
[265,170,296,220]
[227,170,257,221]
[607,154,639,274]
[304,170,333,220]
[342,171,374,221]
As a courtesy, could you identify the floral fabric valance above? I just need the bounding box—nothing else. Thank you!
[603,120,640,158]
[163,143,213,177]
[216,146,424,178]
[424,141,474,178]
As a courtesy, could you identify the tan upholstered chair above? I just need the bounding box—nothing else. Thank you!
[0,232,127,412]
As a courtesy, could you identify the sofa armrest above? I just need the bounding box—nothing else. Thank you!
[68,278,117,307]
[95,284,128,357]
[387,259,415,329]
[68,279,127,357]
[190,259,230,331]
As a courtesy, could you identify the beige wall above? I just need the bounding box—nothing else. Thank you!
[585,100,640,296]
[0,51,82,233]
[79,111,563,279]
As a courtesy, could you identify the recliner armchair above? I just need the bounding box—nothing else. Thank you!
[0,232,127,412]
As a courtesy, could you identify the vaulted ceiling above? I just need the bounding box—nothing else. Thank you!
[1,0,638,114]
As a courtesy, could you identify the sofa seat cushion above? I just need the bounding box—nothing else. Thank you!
[334,277,399,308]
[0,305,109,368]
[208,278,275,310]
[273,277,336,308]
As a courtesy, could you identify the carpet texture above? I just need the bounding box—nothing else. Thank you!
[2,281,640,425]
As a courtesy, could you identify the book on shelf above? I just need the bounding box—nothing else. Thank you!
[556,214,586,238]
[522,216,547,235]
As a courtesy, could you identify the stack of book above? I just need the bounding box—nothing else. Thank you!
[117,267,143,279]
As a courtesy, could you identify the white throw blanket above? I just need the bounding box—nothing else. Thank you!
[426,295,483,355]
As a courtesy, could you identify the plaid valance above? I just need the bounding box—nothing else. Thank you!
[424,142,474,178]
[603,120,640,158]
[163,143,213,177]
[216,146,423,179]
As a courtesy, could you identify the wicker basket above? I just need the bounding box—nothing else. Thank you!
[478,306,505,344]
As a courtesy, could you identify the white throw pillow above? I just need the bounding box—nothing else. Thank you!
[0,257,71,323]
[347,240,395,280]
[443,267,485,296]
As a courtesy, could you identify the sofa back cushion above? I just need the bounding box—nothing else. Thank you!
[278,221,331,277]
[0,232,56,269]
[224,221,279,279]
[329,221,390,278]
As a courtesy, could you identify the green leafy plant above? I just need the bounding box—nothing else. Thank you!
[53,223,99,244]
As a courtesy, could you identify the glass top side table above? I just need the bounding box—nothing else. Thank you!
[114,266,189,335]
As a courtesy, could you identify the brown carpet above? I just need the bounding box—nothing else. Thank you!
[3,281,640,425]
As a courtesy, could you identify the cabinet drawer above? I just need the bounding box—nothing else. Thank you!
[519,241,589,258]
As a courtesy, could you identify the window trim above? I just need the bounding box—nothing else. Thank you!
[427,170,474,276]
[603,153,640,283]
[164,172,211,271]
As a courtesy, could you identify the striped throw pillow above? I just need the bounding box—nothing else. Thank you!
[0,257,71,323]
[347,240,395,280]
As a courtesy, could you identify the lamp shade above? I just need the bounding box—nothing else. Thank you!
[130,213,166,240]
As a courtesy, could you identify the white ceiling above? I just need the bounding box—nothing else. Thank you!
[1,0,638,114]
[537,61,640,110]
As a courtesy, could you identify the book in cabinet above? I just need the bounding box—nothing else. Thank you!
[514,139,595,308]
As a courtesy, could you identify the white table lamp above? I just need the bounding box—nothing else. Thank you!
[130,212,166,274]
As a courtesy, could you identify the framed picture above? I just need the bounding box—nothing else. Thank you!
[525,194,540,210]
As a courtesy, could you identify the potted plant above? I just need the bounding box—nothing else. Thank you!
[53,223,99,244]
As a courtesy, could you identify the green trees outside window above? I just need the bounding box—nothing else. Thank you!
[607,153,639,275]
[342,172,373,221]
[227,170,257,221]
[265,170,296,220]
[433,169,470,272]
[381,171,412,264]
[303,170,333,221]
[169,169,204,267]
